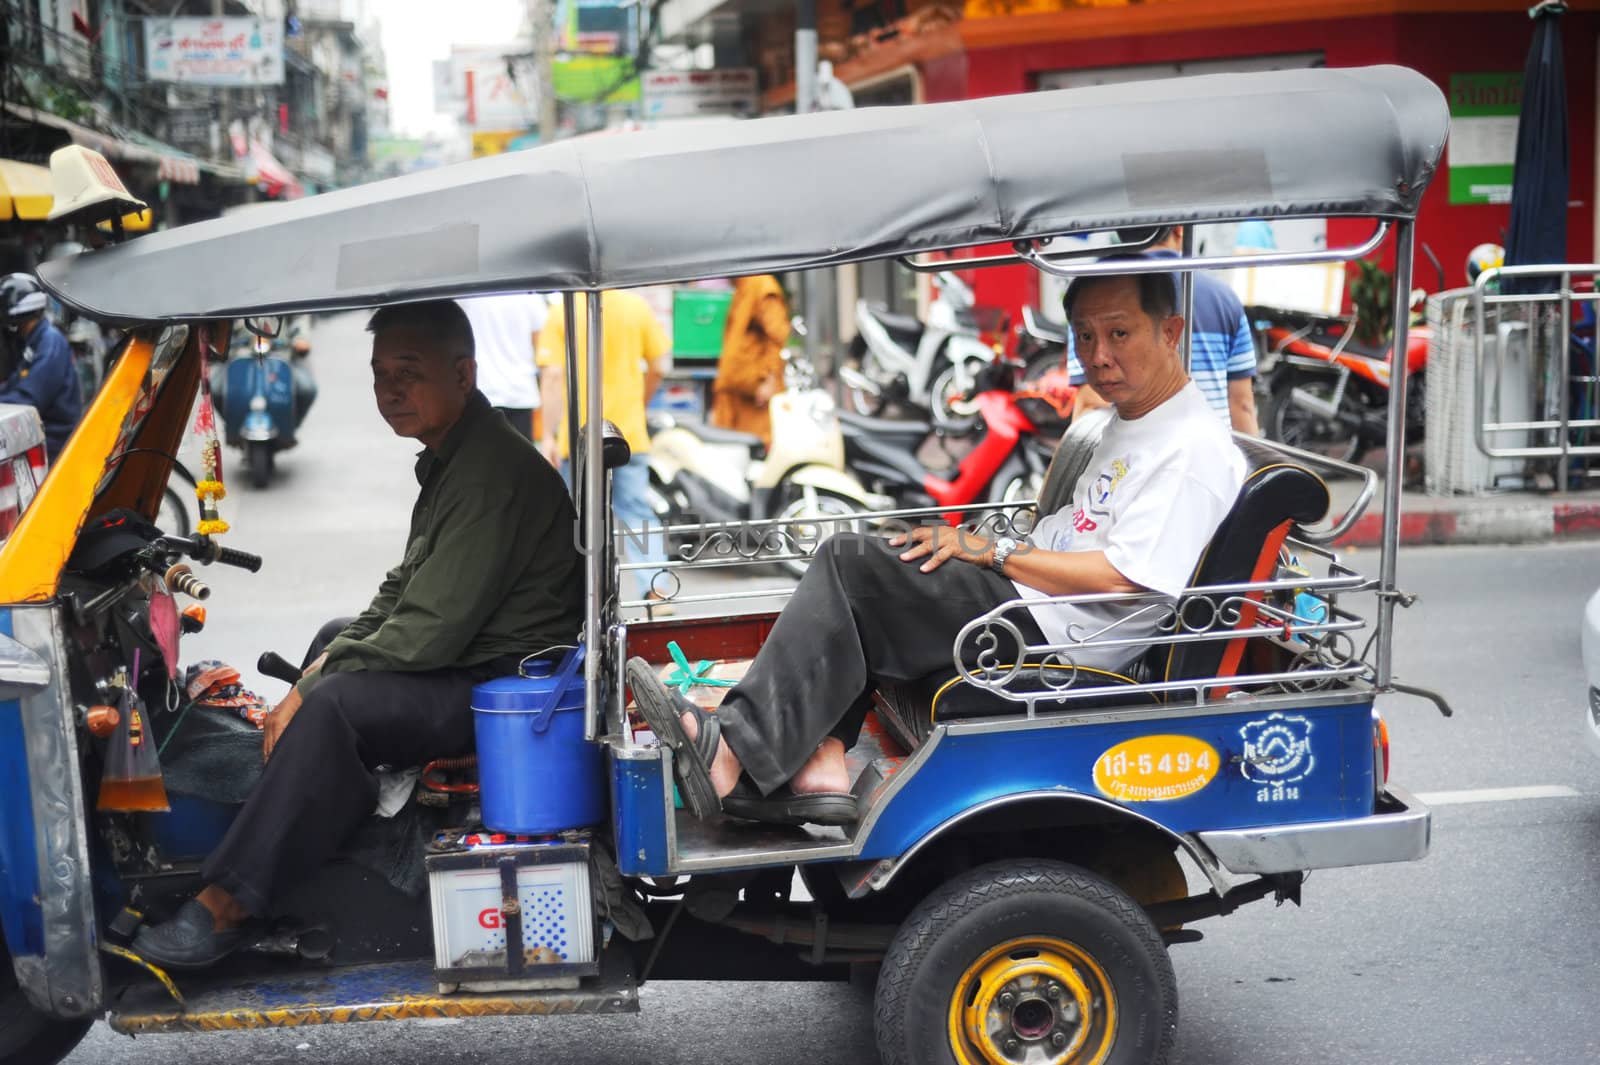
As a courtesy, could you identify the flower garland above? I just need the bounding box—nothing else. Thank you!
[192,325,229,536]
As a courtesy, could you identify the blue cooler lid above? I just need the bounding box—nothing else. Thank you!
[472,646,585,710]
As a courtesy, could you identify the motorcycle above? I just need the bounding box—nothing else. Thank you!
[841,270,998,431]
[839,361,1074,515]
[648,343,889,576]
[1254,304,1429,464]
[210,317,317,488]
[1013,304,1071,385]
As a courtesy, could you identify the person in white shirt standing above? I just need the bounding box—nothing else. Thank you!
[459,293,547,439]
[629,263,1246,827]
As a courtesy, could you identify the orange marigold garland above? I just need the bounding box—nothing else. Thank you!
[192,327,229,536]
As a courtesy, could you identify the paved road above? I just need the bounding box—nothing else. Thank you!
[64,313,1600,1063]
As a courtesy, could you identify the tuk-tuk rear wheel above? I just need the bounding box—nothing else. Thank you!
[0,952,91,1065]
[874,859,1175,1065]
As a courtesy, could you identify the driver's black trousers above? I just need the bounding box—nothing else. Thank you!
[715,532,1042,795]
[200,620,517,917]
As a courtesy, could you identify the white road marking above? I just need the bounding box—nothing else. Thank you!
[1417,785,1581,806]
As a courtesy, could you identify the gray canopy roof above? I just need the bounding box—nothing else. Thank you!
[41,64,1447,324]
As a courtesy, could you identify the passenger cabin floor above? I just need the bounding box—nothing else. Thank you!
[107,950,638,1034]
[668,709,906,871]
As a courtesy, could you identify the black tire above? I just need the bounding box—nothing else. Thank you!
[159,486,192,537]
[875,859,1176,1065]
[247,441,273,489]
[930,360,982,433]
[1267,372,1361,464]
[0,955,90,1065]
[843,336,887,418]
[773,482,867,579]
[1022,347,1067,387]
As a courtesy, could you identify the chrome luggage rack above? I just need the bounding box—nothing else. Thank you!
[616,500,1042,614]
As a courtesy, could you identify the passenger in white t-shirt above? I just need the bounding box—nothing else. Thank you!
[459,293,548,439]
[629,265,1245,828]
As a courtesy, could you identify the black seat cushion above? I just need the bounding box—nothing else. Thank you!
[837,410,932,439]
[673,420,767,456]
[871,308,925,348]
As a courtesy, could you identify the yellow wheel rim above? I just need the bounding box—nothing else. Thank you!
[946,936,1117,1065]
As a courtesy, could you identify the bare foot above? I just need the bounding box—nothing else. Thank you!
[789,738,850,795]
[679,710,743,799]
[195,884,249,931]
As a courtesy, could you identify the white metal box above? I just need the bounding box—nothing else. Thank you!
[425,838,596,992]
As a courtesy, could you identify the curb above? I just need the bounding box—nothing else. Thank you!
[1334,500,1600,548]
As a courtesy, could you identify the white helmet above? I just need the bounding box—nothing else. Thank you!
[0,273,48,320]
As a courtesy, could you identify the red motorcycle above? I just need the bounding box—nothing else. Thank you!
[1254,305,1430,463]
[837,362,1075,517]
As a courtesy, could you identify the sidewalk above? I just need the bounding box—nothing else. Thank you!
[1326,476,1600,549]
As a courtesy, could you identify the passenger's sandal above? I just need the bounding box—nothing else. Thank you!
[626,657,723,819]
[720,778,858,827]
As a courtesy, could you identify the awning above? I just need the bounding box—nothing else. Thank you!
[2,103,240,185]
[231,134,304,200]
[0,159,53,221]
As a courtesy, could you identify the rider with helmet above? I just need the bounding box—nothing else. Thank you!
[0,272,84,459]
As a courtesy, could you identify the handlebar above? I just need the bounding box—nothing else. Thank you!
[156,535,264,573]
[257,651,303,686]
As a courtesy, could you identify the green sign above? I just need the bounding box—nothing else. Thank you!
[1448,72,1522,205]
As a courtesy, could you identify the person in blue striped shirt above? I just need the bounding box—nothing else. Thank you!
[1066,227,1259,434]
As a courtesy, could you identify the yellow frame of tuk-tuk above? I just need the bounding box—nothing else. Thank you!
[0,326,205,602]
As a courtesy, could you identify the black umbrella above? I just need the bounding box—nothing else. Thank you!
[1504,0,1569,294]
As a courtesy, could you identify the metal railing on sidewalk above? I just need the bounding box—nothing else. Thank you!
[1428,265,1599,494]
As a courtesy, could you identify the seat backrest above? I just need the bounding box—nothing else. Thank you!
[1035,407,1113,518]
[1152,437,1330,690]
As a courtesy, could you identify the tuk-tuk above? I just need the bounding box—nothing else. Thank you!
[4,64,1447,1065]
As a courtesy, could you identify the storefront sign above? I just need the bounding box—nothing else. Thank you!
[643,69,758,119]
[1449,72,1522,205]
[144,17,284,87]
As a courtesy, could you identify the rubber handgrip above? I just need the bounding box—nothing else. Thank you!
[215,545,263,572]
[257,651,302,685]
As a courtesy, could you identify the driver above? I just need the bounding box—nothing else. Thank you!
[630,266,1245,827]
[134,300,582,969]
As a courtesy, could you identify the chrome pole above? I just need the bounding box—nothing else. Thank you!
[1179,226,1196,373]
[583,291,606,741]
[1376,221,1415,689]
[562,292,581,483]
[1558,269,1573,492]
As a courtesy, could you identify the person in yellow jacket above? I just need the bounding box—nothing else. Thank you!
[537,290,671,600]
[709,275,790,445]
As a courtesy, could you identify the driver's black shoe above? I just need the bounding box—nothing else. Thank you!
[131,899,254,971]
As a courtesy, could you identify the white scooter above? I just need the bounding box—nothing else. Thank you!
[841,270,998,430]
[648,339,891,576]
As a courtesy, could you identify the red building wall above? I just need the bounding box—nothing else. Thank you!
[919,11,1597,319]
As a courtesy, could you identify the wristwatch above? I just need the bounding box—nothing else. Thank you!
[990,536,1022,575]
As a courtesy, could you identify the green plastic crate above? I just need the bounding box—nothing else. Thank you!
[672,290,733,360]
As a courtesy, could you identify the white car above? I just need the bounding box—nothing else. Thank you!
[1583,587,1600,758]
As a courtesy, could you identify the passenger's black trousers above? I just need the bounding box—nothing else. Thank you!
[200,619,511,916]
[716,532,1042,794]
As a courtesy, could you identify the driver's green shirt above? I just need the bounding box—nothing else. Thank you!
[296,390,581,697]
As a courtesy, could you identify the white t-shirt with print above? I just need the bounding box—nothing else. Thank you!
[460,293,549,410]
[1011,382,1246,674]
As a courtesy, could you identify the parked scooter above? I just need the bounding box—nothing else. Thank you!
[210,316,317,488]
[1013,304,1070,385]
[839,361,1073,515]
[841,270,998,430]
[1254,304,1430,463]
[648,343,889,575]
